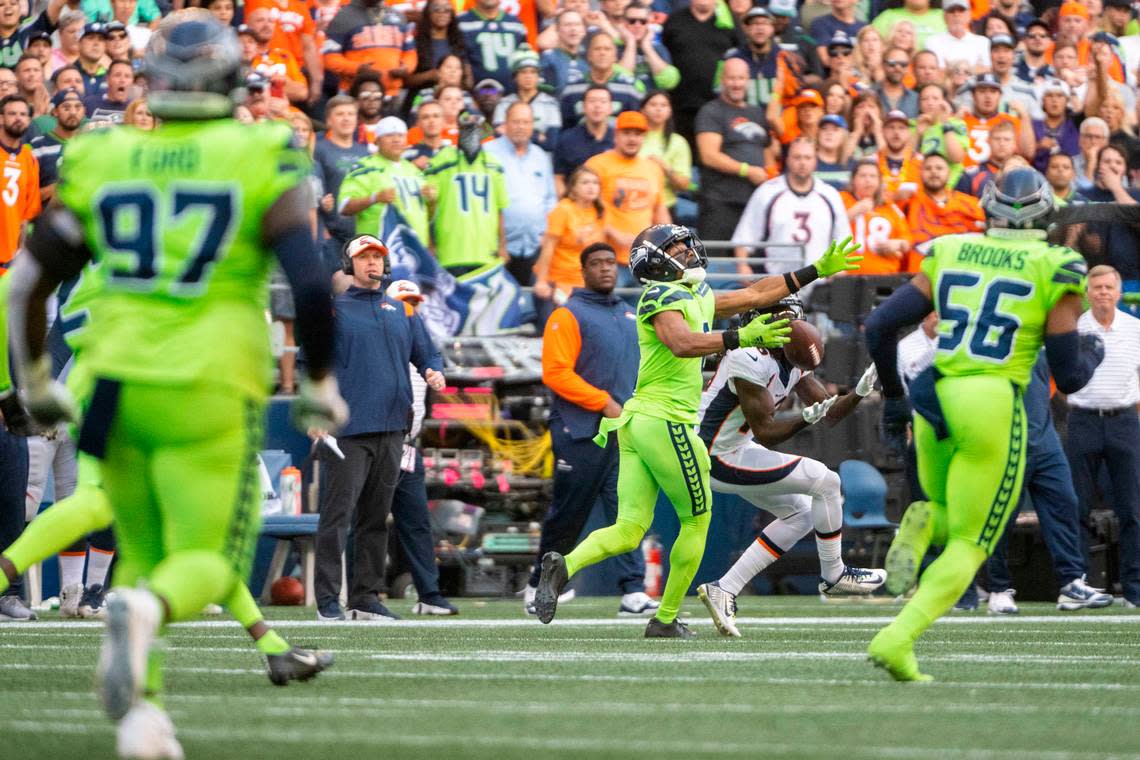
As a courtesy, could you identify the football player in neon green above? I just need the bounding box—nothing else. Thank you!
[534,224,863,637]
[864,168,1103,681]
[7,12,348,758]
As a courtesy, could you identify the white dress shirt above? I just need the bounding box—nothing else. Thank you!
[1068,308,1140,410]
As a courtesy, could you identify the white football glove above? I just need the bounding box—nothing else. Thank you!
[293,375,349,433]
[802,395,838,425]
[856,364,878,397]
[21,355,79,428]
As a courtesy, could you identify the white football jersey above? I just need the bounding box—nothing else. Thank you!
[730,175,850,270]
[697,348,808,456]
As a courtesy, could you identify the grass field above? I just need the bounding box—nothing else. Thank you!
[2,596,1138,759]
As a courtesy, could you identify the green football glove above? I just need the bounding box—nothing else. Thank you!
[814,236,863,278]
[738,313,791,348]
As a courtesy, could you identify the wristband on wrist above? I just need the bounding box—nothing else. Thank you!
[722,328,740,351]
[737,162,750,178]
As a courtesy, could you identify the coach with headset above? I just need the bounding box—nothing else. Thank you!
[311,234,445,623]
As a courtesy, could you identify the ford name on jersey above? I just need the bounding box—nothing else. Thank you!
[697,347,807,456]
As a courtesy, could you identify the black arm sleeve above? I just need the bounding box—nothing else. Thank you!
[270,226,335,378]
[864,282,935,399]
[25,206,92,283]
[1045,331,1104,394]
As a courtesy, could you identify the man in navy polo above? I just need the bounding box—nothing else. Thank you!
[524,243,658,616]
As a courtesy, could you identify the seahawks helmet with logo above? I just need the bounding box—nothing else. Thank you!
[144,10,244,120]
[629,224,708,285]
[980,168,1055,230]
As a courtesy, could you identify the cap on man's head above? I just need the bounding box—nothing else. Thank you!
[346,234,389,258]
[511,50,540,73]
[1025,17,1049,32]
[820,114,847,129]
[942,0,970,11]
[767,0,797,18]
[376,116,408,137]
[743,5,772,21]
[473,78,506,94]
[827,30,854,51]
[791,88,824,107]
[105,21,127,34]
[81,22,107,38]
[386,279,424,304]
[990,33,1016,48]
[1041,77,1071,97]
[27,30,51,44]
[615,110,648,131]
[1059,1,1090,18]
[51,88,82,109]
[884,109,910,124]
[970,73,1003,91]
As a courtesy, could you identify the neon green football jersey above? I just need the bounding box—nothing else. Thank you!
[337,153,431,246]
[623,280,716,424]
[422,146,508,269]
[922,229,1088,388]
[55,119,310,400]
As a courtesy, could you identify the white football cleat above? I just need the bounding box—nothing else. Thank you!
[618,591,660,616]
[987,589,1019,615]
[697,582,740,638]
[116,702,184,760]
[59,583,84,618]
[98,588,161,721]
[819,566,887,597]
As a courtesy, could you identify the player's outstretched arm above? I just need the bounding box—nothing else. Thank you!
[738,377,818,446]
[652,310,790,359]
[863,273,934,452]
[713,237,864,318]
[1044,292,1105,394]
[793,369,873,427]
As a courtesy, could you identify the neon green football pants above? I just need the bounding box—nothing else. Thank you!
[92,381,265,623]
[886,374,1028,644]
[565,412,713,624]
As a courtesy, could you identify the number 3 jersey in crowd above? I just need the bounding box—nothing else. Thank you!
[731,175,849,269]
[53,119,310,401]
[924,230,1087,388]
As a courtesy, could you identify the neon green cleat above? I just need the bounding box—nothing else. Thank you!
[868,627,933,683]
[885,501,934,597]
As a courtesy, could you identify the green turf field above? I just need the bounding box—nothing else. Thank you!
[2,596,1138,759]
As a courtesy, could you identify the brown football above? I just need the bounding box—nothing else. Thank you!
[783,319,824,371]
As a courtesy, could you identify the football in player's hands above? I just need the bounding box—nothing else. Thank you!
[783,320,824,371]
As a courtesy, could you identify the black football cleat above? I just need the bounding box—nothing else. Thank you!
[266,646,334,686]
[534,552,569,624]
[644,617,696,639]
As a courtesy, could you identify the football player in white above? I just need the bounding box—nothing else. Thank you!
[697,298,885,637]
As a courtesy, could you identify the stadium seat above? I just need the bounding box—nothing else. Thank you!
[839,459,897,567]
[259,514,320,607]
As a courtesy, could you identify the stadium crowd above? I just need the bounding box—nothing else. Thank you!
[0,0,1139,623]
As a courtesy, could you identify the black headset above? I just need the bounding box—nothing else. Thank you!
[341,238,392,278]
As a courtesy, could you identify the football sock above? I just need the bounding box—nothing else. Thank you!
[86,547,115,587]
[59,552,86,588]
[719,534,782,596]
[564,518,645,578]
[887,538,986,645]
[254,628,291,656]
[224,582,265,629]
[815,530,844,584]
[149,551,234,622]
[3,485,113,577]
[655,509,711,624]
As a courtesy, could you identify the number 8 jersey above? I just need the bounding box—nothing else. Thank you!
[54,119,311,401]
[924,229,1087,388]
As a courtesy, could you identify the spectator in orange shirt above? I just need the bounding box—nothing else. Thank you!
[245,0,323,102]
[771,87,823,146]
[534,165,607,306]
[877,108,921,206]
[841,159,912,274]
[239,13,309,105]
[960,73,1034,167]
[584,109,669,268]
[904,150,983,271]
[0,95,40,273]
[323,0,417,97]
